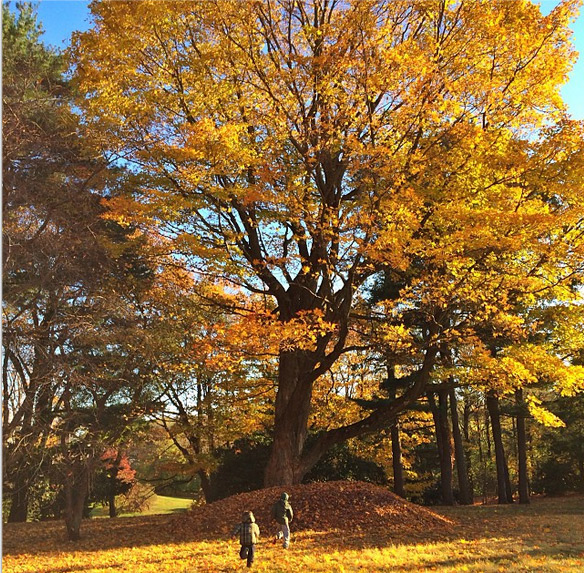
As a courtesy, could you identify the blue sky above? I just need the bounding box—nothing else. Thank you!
[30,0,584,120]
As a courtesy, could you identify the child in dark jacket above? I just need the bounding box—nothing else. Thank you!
[271,492,294,548]
[232,511,260,567]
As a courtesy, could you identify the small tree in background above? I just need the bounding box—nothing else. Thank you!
[90,449,137,518]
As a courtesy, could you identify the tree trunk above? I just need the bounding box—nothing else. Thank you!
[64,463,90,541]
[486,393,513,504]
[463,394,471,442]
[5,337,55,524]
[108,489,117,518]
[578,440,584,487]
[450,388,473,505]
[428,389,454,505]
[477,405,488,504]
[264,344,439,486]
[264,350,314,486]
[198,469,212,501]
[438,388,455,505]
[387,374,405,498]
[8,479,29,522]
[463,391,475,498]
[515,389,530,504]
[390,422,406,498]
[108,449,122,518]
[485,407,491,458]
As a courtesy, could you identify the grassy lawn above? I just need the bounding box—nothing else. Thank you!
[3,495,584,572]
[90,494,194,518]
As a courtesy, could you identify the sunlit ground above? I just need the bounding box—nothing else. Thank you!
[3,496,583,573]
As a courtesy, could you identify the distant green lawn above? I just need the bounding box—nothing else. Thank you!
[90,494,193,518]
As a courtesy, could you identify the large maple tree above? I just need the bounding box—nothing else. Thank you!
[73,0,584,485]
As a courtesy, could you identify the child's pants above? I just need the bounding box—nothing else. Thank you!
[277,523,290,548]
[240,544,255,567]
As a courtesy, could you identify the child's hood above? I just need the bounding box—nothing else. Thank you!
[243,510,256,523]
[278,498,292,510]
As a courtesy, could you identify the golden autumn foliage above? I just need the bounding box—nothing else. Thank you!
[72,0,584,483]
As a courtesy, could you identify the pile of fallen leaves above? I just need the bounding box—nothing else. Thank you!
[171,480,453,539]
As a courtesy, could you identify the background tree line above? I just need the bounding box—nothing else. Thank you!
[3,1,584,541]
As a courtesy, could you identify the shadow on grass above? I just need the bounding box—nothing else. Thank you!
[437,494,584,518]
[27,539,578,573]
[2,514,181,556]
[3,494,583,567]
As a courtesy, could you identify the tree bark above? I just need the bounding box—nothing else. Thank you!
[108,449,123,518]
[450,388,473,505]
[463,394,471,442]
[64,462,91,541]
[390,422,406,498]
[198,469,212,501]
[428,389,454,505]
[486,393,513,504]
[577,439,584,487]
[388,374,405,498]
[264,345,439,486]
[7,478,29,522]
[264,350,314,486]
[438,388,455,505]
[4,332,55,523]
[477,405,488,504]
[108,489,117,518]
[515,389,530,504]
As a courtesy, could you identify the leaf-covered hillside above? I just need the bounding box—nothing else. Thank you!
[171,480,453,538]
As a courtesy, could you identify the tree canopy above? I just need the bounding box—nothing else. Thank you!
[71,0,584,486]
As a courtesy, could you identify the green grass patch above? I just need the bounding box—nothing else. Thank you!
[90,494,193,518]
